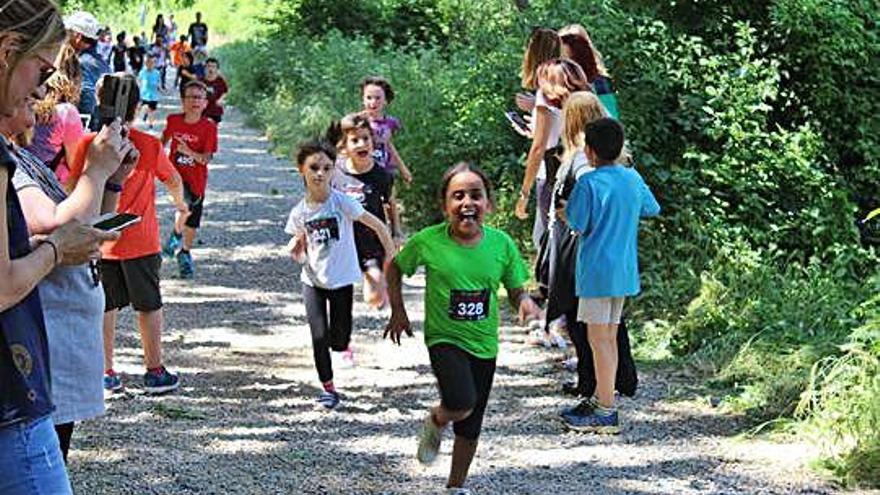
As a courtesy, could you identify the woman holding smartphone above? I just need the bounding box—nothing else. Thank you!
[0,3,135,484]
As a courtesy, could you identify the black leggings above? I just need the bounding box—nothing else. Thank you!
[54,422,74,463]
[302,284,353,383]
[429,344,496,440]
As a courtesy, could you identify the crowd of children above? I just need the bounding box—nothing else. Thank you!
[280,23,659,489]
[12,7,659,495]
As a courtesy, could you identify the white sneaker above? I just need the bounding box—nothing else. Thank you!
[416,414,443,464]
[332,347,355,369]
[446,488,472,495]
[550,333,568,350]
[528,328,552,348]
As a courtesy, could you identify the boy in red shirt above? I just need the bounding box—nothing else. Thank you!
[161,80,218,278]
[203,57,228,124]
[68,74,190,394]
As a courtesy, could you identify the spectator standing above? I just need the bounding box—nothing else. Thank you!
[188,12,209,48]
[96,27,113,63]
[66,74,188,395]
[152,14,168,49]
[65,10,110,132]
[26,43,84,185]
[148,35,168,91]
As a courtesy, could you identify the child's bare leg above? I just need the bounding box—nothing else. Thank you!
[362,265,386,308]
[588,323,618,408]
[447,435,478,488]
[182,226,197,251]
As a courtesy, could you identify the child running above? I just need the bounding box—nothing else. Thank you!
[328,112,401,312]
[161,81,218,278]
[286,139,395,410]
[385,162,542,495]
[561,118,659,433]
[202,58,228,124]
[360,76,412,184]
[138,55,161,129]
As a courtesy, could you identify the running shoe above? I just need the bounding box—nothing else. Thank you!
[550,333,568,349]
[416,413,443,464]
[564,407,620,434]
[559,396,597,417]
[527,328,552,348]
[103,370,124,392]
[143,366,180,395]
[562,355,579,372]
[341,347,355,368]
[162,231,182,257]
[446,488,472,495]
[177,250,195,279]
[317,391,341,410]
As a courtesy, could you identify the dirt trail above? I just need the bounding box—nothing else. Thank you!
[69,93,839,495]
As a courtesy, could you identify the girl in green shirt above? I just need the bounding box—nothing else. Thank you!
[385,162,542,495]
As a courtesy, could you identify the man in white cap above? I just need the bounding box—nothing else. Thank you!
[65,11,110,131]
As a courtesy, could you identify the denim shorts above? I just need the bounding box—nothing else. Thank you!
[0,415,72,495]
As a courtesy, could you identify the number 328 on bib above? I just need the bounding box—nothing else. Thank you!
[448,289,490,321]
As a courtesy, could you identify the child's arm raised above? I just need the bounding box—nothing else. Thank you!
[383,259,412,345]
[356,211,397,260]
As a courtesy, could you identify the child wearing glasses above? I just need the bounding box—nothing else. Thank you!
[161,80,218,279]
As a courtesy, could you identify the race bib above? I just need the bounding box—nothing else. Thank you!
[448,289,490,321]
[175,152,196,167]
[305,217,340,245]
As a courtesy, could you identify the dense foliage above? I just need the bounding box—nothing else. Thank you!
[72,0,878,486]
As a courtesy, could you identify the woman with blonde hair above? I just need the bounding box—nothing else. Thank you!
[0,2,133,492]
[515,27,560,112]
[26,42,84,184]
[515,57,587,348]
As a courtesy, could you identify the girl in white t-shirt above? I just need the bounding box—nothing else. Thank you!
[285,139,395,410]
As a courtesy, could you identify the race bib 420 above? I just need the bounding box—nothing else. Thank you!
[448,289,490,321]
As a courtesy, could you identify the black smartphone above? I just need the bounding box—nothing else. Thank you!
[98,74,135,127]
[505,111,529,133]
[91,213,141,232]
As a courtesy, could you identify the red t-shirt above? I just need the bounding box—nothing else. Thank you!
[68,129,177,260]
[204,76,228,119]
[162,113,217,196]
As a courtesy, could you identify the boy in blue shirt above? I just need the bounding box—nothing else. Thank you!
[562,118,660,433]
[138,54,162,129]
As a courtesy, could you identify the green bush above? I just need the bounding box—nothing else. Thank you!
[799,277,880,488]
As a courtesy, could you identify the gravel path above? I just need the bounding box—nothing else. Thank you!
[68,94,843,495]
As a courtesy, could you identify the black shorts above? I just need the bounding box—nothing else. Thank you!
[143,101,158,111]
[207,114,222,124]
[183,182,205,229]
[101,253,163,312]
[429,343,496,440]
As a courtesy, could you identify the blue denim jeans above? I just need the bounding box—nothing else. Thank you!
[0,415,72,495]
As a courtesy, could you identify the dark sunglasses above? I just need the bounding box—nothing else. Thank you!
[34,53,57,87]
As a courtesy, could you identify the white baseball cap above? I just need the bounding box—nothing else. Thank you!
[64,11,102,40]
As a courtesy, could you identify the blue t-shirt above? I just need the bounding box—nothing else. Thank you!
[566,165,659,298]
[138,68,162,102]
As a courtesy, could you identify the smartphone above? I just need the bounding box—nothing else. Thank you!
[91,213,141,232]
[505,111,530,133]
[98,74,135,127]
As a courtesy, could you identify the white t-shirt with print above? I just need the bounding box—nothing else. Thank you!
[285,190,365,289]
[532,89,564,180]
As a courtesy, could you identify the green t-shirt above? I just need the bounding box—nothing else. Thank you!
[394,223,529,359]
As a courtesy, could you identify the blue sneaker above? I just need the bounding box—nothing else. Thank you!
[143,366,180,395]
[162,231,182,258]
[564,407,620,434]
[317,391,341,410]
[103,371,123,392]
[560,397,597,418]
[176,250,195,279]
